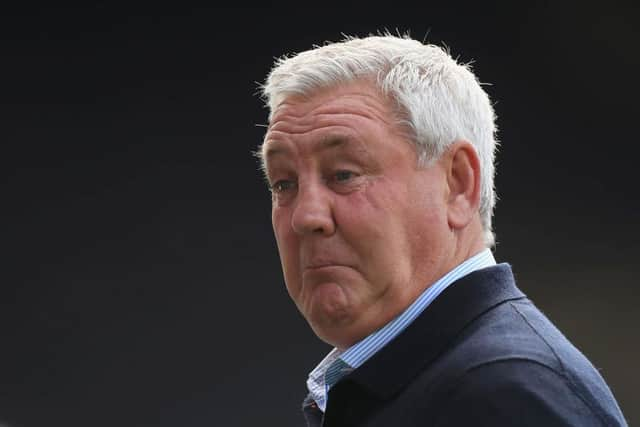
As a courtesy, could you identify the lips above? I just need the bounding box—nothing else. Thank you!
[305,262,347,270]
[302,255,354,272]
[301,248,353,272]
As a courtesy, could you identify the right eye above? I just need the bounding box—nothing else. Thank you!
[271,179,297,194]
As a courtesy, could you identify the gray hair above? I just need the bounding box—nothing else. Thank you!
[260,34,499,247]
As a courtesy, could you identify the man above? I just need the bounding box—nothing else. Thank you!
[257,35,627,426]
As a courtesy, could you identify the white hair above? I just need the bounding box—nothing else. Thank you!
[260,34,499,247]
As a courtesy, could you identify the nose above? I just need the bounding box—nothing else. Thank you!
[290,181,336,236]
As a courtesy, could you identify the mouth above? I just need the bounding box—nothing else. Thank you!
[305,263,347,271]
[302,262,352,277]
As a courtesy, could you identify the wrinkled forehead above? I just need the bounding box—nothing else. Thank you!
[265,72,382,117]
[260,80,410,159]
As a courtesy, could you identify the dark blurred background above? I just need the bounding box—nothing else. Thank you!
[1,4,638,427]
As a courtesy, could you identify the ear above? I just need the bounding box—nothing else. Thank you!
[444,141,481,230]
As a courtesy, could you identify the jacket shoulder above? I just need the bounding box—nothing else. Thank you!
[423,299,627,426]
[431,358,621,427]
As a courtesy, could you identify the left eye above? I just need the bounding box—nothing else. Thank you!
[334,170,355,182]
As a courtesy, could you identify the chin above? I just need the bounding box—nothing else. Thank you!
[306,280,352,317]
[305,293,355,345]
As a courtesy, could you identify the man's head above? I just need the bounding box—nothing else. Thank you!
[258,35,498,349]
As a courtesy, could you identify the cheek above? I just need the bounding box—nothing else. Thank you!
[272,209,300,284]
[404,178,451,268]
[271,208,288,247]
[338,176,444,270]
[335,181,411,262]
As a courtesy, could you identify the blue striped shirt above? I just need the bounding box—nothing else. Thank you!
[306,249,497,412]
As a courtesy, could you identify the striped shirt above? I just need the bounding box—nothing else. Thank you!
[306,249,497,412]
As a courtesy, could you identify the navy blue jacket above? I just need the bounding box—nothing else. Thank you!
[304,264,627,426]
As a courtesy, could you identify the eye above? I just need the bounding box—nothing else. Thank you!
[270,179,296,194]
[334,170,356,182]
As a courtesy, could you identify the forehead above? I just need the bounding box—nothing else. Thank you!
[261,81,403,163]
[271,81,390,124]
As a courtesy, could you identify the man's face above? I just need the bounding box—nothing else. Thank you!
[262,81,454,349]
